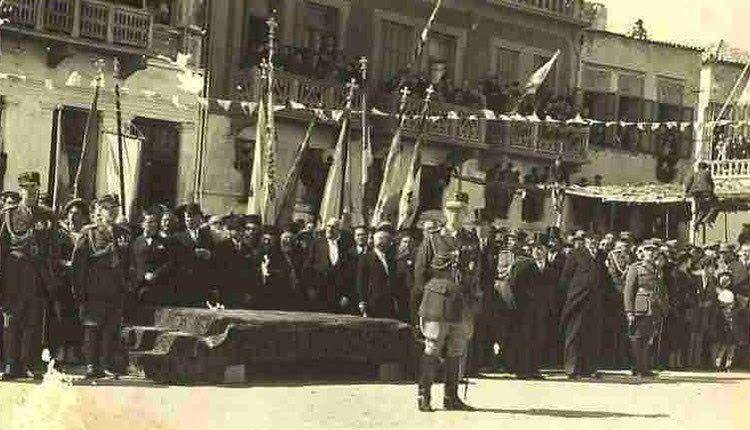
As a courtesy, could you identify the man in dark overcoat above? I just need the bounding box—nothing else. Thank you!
[304,218,353,312]
[174,203,214,306]
[131,206,176,306]
[559,230,607,379]
[356,226,397,319]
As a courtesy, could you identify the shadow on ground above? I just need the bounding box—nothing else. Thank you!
[477,372,746,385]
[469,407,669,419]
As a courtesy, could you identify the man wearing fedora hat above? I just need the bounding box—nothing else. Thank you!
[415,191,482,412]
[0,172,57,380]
[70,194,131,379]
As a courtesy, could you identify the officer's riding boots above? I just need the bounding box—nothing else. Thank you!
[631,338,654,379]
[443,356,474,411]
[83,325,104,379]
[418,354,438,412]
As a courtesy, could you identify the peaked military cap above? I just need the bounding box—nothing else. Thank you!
[1,190,20,201]
[445,191,469,210]
[97,194,119,208]
[63,198,90,217]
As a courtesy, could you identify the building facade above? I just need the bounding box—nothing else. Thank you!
[202,0,592,226]
[0,0,205,211]
[569,28,702,240]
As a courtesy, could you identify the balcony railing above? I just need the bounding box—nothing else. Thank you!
[487,120,589,159]
[233,68,360,111]
[711,159,750,178]
[399,97,484,144]
[500,0,584,20]
[5,0,152,49]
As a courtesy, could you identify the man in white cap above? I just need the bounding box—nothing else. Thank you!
[415,191,482,412]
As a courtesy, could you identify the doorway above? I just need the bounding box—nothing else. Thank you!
[131,117,180,210]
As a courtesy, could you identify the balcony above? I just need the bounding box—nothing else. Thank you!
[233,68,361,113]
[711,159,750,179]
[398,96,485,145]
[486,120,589,161]
[491,0,586,22]
[4,0,152,51]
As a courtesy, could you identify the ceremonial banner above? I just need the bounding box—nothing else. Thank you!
[371,128,410,227]
[523,49,560,96]
[247,98,267,216]
[397,139,423,230]
[73,84,100,200]
[261,97,279,223]
[51,109,71,211]
[100,132,142,216]
[275,120,316,226]
[319,111,351,225]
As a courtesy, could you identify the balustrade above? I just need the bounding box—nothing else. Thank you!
[5,0,152,49]
[506,0,582,18]
[486,120,589,158]
[711,159,750,178]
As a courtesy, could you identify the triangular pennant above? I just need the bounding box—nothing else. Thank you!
[651,123,662,131]
[312,108,328,121]
[447,111,459,120]
[482,109,497,120]
[65,71,82,87]
[217,99,232,111]
[240,101,258,116]
[331,110,344,122]
[637,123,646,131]
[289,101,306,110]
[273,105,286,112]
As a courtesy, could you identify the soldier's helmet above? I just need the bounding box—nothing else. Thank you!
[17,171,41,188]
[445,191,469,211]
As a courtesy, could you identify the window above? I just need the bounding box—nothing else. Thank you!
[495,47,520,86]
[296,1,339,52]
[420,165,448,211]
[657,79,684,121]
[425,32,456,81]
[380,20,413,81]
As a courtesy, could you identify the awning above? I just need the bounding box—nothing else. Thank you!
[565,179,750,204]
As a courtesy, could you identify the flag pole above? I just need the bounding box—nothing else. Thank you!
[114,58,127,217]
[339,78,358,226]
[262,12,278,224]
[359,56,369,223]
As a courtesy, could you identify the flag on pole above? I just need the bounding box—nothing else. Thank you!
[522,49,560,96]
[101,132,142,216]
[371,127,410,227]
[275,119,316,226]
[319,111,351,225]
[73,84,100,200]
[52,109,70,211]
[247,97,267,216]
[412,0,443,69]
[261,95,278,223]
[397,139,423,230]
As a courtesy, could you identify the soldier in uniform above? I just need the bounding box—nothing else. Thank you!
[415,191,482,412]
[0,172,57,380]
[604,239,633,367]
[71,194,131,379]
[624,240,665,380]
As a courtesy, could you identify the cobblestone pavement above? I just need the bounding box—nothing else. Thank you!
[0,370,748,429]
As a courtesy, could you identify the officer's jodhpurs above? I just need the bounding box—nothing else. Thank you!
[2,304,42,372]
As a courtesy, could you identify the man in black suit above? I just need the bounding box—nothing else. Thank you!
[356,225,397,319]
[131,207,176,307]
[215,215,258,309]
[560,231,607,379]
[304,218,353,312]
[174,203,214,306]
[543,234,567,367]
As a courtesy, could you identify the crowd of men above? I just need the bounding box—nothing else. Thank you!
[0,170,749,385]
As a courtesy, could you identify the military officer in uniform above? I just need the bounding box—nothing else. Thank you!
[624,240,665,380]
[71,194,131,379]
[0,172,57,380]
[415,191,482,412]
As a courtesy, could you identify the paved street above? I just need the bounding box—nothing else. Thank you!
[0,370,748,429]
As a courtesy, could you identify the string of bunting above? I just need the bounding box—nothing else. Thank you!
[3,51,750,131]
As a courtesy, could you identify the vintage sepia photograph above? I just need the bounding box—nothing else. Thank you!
[0,0,748,428]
